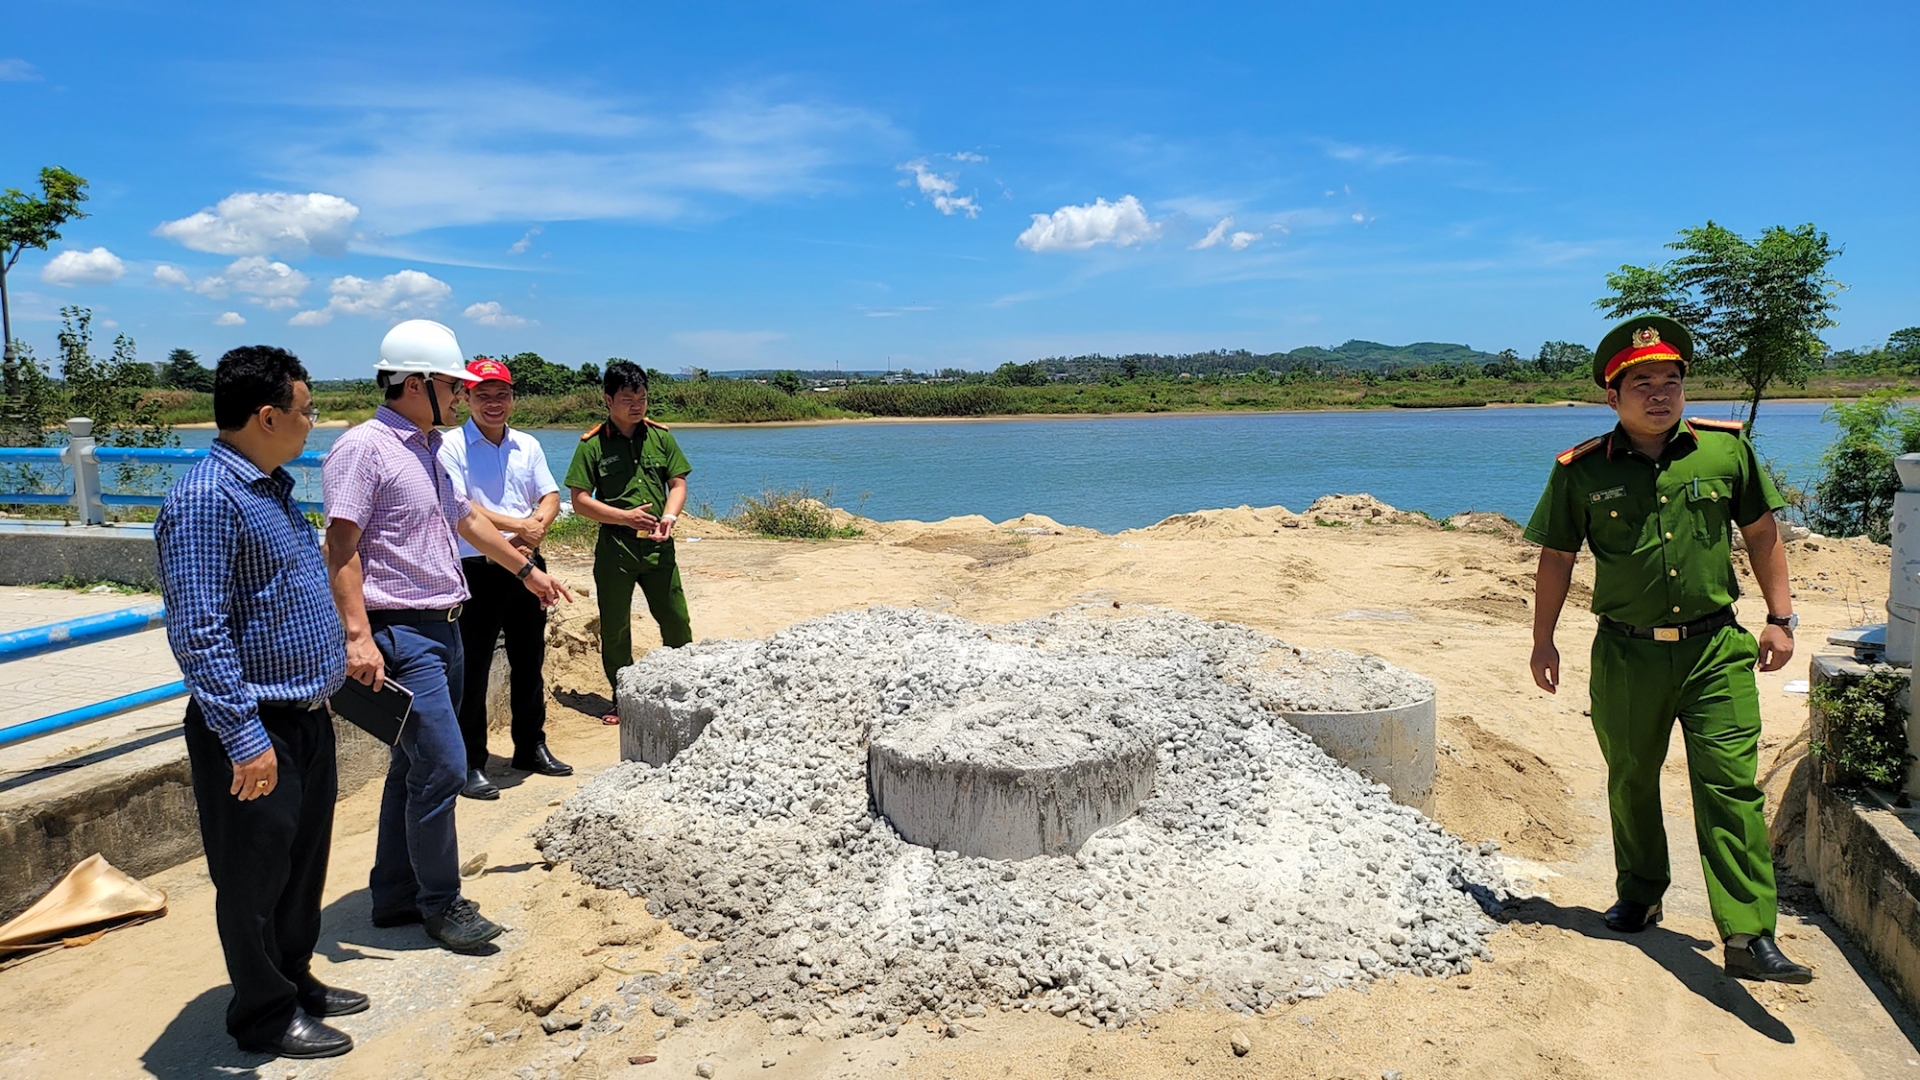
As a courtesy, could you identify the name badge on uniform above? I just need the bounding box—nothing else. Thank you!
[1589,486,1627,503]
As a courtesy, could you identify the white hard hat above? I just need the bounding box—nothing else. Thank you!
[374,320,482,383]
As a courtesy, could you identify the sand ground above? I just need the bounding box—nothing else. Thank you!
[2,500,1917,1079]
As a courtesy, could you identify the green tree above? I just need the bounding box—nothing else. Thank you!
[770,370,804,395]
[57,307,176,462]
[0,166,90,445]
[1533,340,1593,376]
[1120,357,1141,380]
[1597,221,1843,433]
[1806,391,1920,542]
[161,348,215,392]
[577,362,601,388]
[1889,327,1920,373]
[992,361,1048,387]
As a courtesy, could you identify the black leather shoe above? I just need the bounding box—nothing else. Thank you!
[1604,899,1663,933]
[1725,936,1813,984]
[425,897,504,953]
[297,982,369,1018]
[370,905,422,928]
[238,1009,354,1059]
[511,743,573,777]
[460,768,500,800]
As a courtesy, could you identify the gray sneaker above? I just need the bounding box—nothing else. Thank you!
[424,897,503,953]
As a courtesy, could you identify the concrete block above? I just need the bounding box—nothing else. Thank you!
[619,696,714,766]
[867,707,1157,860]
[0,716,391,922]
[0,522,159,588]
[1273,695,1437,814]
[1804,653,1920,1019]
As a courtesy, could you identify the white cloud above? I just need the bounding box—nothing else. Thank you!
[215,311,246,326]
[40,247,126,286]
[860,305,934,318]
[223,256,311,308]
[0,59,39,82]
[1015,196,1159,253]
[950,151,986,163]
[508,226,543,254]
[274,84,894,233]
[463,301,534,328]
[1229,231,1262,251]
[1191,216,1233,250]
[289,269,452,326]
[153,256,311,308]
[154,192,360,257]
[898,159,979,218]
[1325,141,1413,167]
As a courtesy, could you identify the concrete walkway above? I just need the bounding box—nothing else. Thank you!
[0,584,187,779]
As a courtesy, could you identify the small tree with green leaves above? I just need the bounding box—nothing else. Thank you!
[770,370,804,395]
[1596,221,1844,434]
[1805,390,1920,542]
[0,166,89,445]
[56,307,176,492]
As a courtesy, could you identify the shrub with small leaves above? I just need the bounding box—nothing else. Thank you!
[1810,666,1914,791]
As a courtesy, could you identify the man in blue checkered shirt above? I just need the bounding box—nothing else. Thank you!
[154,346,361,1061]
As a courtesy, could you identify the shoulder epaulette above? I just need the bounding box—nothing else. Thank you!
[580,422,605,441]
[645,418,671,431]
[1688,417,1746,434]
[1556,435,1607,466]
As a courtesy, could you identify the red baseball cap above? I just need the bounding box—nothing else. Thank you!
[466,357,512,385]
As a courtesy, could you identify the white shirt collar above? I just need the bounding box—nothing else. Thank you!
[463,418,513,447]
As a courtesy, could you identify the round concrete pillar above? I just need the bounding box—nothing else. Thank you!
[1273,694,1437,813]
[868,705,1156,860]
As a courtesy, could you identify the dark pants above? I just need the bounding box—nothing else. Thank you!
[368,620,466,921]
[183,698,337,1047]
[593,534,693,690]
[1589,623,1777,939]
[457,553,549,769]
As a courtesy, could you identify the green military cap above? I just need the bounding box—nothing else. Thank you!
[1594,314,1694,387]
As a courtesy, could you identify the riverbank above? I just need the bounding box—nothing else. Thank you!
[144,375,1920,428]
[1,499,1910,1079]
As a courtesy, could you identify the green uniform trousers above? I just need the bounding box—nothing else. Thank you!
[1588,623,1776,940]
[593,533,693,691]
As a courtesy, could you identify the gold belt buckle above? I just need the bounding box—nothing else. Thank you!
[1653,627,1681,642]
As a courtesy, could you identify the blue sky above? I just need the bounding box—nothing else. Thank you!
[4,1,1915,378]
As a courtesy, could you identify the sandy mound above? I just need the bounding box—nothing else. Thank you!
[1127,505,1305,538]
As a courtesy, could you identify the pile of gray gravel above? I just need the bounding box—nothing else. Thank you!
[535,606,1504,1036]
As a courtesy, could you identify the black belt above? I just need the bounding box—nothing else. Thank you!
[367,605,464,626]
[1599,607,1737,642]
[260,698,329,714]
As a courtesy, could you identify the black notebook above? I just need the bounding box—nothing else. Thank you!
[329,676,414,745]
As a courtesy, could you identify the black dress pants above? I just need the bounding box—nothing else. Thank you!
[456,552,549,770]
[183,698,337,1046]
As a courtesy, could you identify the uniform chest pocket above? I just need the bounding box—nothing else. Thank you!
[1688,475,1736,541]
[1586,491,1647,551]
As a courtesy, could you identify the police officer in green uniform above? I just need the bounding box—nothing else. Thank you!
[564,361,693,721]
[1525,314,1811,984]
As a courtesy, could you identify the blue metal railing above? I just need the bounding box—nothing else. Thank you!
[0,419,325,521]
[0,604,187,749]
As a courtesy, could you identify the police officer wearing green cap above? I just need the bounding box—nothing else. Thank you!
[1525,314,1811,983]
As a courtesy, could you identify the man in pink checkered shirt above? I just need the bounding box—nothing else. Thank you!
[323,320,570,956]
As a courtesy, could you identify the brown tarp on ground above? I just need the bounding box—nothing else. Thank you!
[0,854,166,962]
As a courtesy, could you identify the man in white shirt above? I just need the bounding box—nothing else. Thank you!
[438,357,569,799]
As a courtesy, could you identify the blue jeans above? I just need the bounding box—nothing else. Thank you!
[368,621,466,919]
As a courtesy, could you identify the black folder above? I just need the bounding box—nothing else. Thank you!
[329,676,415,745]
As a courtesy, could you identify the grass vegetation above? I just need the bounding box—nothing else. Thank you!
[726,487,864,539]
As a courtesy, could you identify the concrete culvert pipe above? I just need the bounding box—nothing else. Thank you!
[1270,697,1437,813]
[867,701,1157,860]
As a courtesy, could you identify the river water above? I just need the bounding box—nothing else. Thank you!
[175,402,1842,533]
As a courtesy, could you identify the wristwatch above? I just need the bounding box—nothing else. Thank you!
[1766,613,1798,633]
[515,558,537,581]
